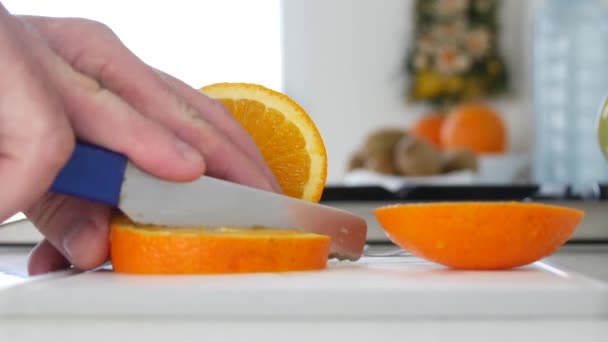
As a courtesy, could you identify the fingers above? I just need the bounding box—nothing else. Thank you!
[54,68,206,182]
[27,239,70,276]
[25,193,111,272]
[156,71,282,193]
[24,16,280,192]
[6,16,203,275]
[0,11,74,222]
[13,17,205,183]
[0,11,101,274]
[4,15,200,273]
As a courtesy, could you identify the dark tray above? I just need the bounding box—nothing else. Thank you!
[320,185,398,201]
[320,184,540,202]
[394,184,540,201]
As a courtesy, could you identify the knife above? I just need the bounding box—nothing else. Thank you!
[49,141,367,261]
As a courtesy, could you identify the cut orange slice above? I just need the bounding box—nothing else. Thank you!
[200,82,327,202]
[374,202,584,270]
[110,215,330,275]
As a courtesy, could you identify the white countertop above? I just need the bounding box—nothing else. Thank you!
[1,244,607,341]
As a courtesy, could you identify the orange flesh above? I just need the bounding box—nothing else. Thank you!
[110,216,330,275]
[200,83,327,202]
[374,202,584,269]
[222,99,310,198]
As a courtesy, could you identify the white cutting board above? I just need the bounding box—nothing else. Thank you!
[1,255,607,319]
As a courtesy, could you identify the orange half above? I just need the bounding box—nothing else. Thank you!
[200,83,327,202]
[374,202,584,270]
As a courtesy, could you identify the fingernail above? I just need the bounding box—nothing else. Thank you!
[62,219,97,262]
[174,138,204,165]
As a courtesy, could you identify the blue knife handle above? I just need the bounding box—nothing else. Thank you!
[49,141,128,207]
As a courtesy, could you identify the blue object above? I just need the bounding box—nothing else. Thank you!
[49,141,128,206]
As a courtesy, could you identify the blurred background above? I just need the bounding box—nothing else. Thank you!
[4,0,608,193]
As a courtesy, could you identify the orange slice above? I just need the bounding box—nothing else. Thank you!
[200,82,327,202]
[110,215,330,275]
[374,202,584,270]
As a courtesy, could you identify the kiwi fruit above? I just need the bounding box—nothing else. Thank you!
[393,136,442,176]
[441,149,478,173]
[364,155,397,175]
[347,150,366,172]
[363,128,407,158]
[345,128,406,175]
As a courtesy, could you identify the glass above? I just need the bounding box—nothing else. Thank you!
[532,0,608,190]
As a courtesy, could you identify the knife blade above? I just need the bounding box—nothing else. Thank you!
[49,141,367,260]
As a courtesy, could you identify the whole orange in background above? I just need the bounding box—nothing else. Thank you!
[440,103,507,154]
[409,113,444,149]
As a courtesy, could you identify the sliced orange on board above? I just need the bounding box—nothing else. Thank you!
[374,202,584,270]
[110,215,330,275]
[200,82,327,203]
[109,83,331,275]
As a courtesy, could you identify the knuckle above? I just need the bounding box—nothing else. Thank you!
[96,60,119,89]
[176,97,200,120]
[79,18,117,37]
[3,54,42,86]
[210,98,230,113]
[29,120,75,175]
[199,131,231,176]
[25,193,70,232]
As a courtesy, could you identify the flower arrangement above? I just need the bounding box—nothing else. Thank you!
[405,0,509,108]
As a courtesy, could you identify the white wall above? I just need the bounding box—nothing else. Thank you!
[281,0,536,184]
[3,0,282,91]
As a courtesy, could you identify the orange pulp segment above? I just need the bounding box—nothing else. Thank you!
[200,82,327,202]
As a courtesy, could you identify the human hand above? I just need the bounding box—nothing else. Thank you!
[0,5,280,275]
